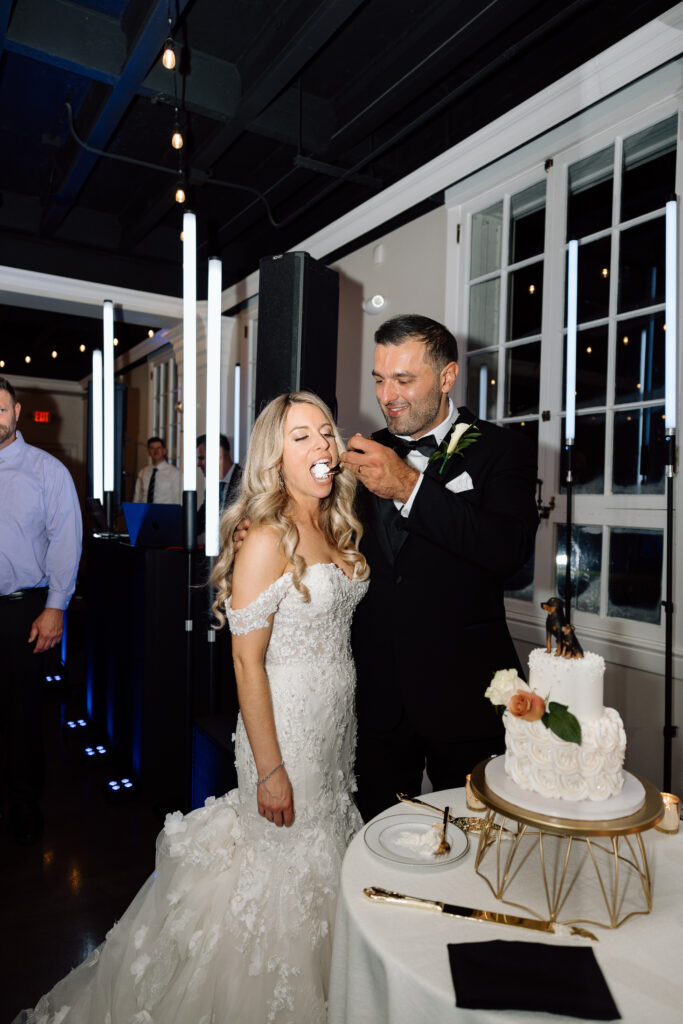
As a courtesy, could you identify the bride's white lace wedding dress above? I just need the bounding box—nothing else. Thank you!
[20,563,367,1024]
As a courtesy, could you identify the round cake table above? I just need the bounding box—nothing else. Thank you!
[328,785,682,1024]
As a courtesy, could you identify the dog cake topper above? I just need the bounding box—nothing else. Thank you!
[540,597,584,659]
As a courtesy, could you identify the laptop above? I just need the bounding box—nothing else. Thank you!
[122,502,183,548]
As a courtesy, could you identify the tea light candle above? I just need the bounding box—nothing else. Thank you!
[655,792,681,834]
[465,773,486,812]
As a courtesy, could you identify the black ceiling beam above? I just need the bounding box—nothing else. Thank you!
[325,0,521,155]
[190,0,365,169]
[141,50,332,151]
[120,0,365,254]
[203,0,601,257]
[34,0,193,237]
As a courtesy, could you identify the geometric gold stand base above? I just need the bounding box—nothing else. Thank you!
[470,761,664,931]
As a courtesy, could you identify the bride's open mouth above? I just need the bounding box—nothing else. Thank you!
[310,459,342,480]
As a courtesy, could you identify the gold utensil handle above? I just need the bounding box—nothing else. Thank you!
[395,793,464,825]
[363,886,444,913]
[395,792,514,836]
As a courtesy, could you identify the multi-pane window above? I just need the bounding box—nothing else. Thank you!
[558,115,675,626]
[152,354,180,464]
[467,181,545,457]
[460,110,678,634]
[465,181,546,603]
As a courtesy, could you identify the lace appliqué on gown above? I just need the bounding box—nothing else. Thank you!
[21,563,367,1024]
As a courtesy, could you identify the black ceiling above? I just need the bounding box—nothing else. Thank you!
[0,0,675,379]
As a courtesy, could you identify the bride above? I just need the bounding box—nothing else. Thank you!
[19,392,369,1024]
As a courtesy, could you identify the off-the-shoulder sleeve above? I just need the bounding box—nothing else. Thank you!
[226,573,292,634]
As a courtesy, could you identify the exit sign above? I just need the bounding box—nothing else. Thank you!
[34,410,50,424]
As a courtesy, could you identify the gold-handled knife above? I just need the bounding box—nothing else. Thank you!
[363,887,597,940]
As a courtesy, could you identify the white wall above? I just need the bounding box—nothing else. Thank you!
[10,376,87,502]
[331,205,452,440]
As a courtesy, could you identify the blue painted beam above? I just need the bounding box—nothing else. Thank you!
[41,0,193,236]
[0,0,14,49]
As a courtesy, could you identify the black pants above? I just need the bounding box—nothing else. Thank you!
[0,589,50,807]
[355,708,504,823]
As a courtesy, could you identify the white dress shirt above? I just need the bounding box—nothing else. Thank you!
[133,460,182,504]
[395,399,459,517]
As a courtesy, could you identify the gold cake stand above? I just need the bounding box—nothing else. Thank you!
[469,759,664,930]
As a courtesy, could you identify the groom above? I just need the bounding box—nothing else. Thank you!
[340,314,539,822]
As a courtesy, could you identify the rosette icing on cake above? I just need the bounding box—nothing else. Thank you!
[503,650,626,802]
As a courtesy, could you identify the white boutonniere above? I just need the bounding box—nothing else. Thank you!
[428,419,481,475]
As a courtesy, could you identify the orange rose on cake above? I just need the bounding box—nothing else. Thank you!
[508,690,546,722]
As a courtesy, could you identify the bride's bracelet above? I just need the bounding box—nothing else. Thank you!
[256,761,284,787]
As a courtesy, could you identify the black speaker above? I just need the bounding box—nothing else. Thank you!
[256,251,339,416]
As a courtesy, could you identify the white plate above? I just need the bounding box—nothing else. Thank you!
[364,812,469,866]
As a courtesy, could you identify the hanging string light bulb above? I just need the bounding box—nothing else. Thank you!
[162,38,176,70]
[162,1,176,69]
[175,182,186,204]
[171,110,184,150]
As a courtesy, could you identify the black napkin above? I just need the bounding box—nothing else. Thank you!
[448,940,621,1019]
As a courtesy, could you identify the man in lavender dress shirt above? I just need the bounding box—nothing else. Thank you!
[0,377,82,843]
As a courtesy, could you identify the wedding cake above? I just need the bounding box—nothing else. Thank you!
[502,649,626,802]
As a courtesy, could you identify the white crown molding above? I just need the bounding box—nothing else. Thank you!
[7,374,86,395]
[0,265,183,326]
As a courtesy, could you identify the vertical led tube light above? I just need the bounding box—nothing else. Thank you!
[103,300,115,493]
[92,349,104,503]
[183,210,197,492]
[665,199,677,431]
[565,240,578,443]
[205,257,222,557]
[233,363,241,466]
[478,363,487,420]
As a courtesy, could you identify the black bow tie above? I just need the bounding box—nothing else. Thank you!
[400,434,439,457]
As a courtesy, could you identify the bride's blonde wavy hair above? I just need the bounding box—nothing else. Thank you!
[211,391,369,626]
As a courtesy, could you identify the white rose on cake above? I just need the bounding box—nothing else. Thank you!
[484,668,526,707]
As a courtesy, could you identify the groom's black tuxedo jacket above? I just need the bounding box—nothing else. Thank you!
[352,409,539,743]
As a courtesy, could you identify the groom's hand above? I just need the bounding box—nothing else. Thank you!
[341,434,419,503]
[233,517,251,551]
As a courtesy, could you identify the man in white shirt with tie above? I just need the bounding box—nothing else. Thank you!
[133,436,181,504]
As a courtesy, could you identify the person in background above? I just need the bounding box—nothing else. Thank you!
[197,432,242,509]
[196,433,243,540]
[0,376,82,844]
[133,435,181,504]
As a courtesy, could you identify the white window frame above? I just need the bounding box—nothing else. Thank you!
[445,71,683,670]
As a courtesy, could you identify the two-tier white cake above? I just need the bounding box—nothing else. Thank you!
[503,649,626,802]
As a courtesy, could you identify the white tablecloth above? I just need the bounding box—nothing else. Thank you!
[329,786,683,1023]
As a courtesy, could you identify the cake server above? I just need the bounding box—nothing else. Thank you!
[395,792,514,836]
[363,887,597,940]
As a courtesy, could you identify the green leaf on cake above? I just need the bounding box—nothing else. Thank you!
[543,702,582,745]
